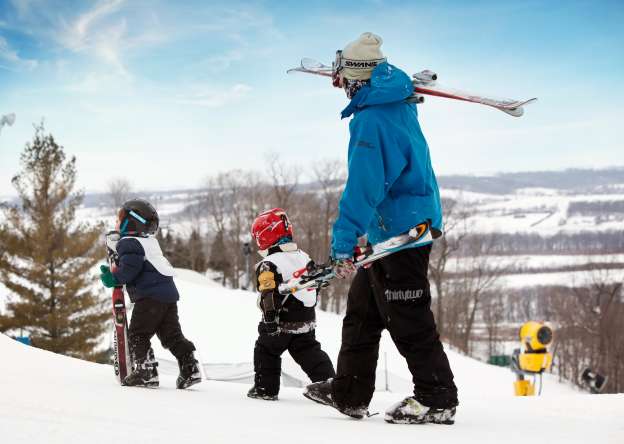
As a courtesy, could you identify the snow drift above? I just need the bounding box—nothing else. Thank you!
[1,269,623,444]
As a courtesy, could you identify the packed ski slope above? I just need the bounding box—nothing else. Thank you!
[151,269,576,395]
[2,270,623,444]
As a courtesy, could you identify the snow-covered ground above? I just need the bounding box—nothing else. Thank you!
[151,269,578,398]
[3,269,622,444]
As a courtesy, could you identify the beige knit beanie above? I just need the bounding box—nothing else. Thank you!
[340,32,386,81]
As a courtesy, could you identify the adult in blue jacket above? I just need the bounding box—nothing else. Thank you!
[304,33,458,425]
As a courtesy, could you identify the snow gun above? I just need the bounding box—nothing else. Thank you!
[510,321,553,396]
[579,368,608,394]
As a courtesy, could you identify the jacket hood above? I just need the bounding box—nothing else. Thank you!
[341,62,413,119]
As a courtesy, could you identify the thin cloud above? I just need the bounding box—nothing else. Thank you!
[0,36,38,71]
[175,83,252,107]
[62,0,125,51]
[53,0,132,78]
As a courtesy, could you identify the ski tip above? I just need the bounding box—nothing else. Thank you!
[500,97,538,117]
[499,106,524,117]
[524,97,538,106]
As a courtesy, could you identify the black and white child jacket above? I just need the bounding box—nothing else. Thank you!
[111,235,179,304]
[255,242,318,334]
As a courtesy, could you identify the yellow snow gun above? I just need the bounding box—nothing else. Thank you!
[511,321,553,396]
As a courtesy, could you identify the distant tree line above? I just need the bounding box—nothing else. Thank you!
[163,155,349,311]
[438,167,624,195]
[463,231,624,255]
[157,229,207,273]
[567,200,624,216]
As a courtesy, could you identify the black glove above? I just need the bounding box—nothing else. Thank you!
[260,291,281,336]
[259,317,279,336]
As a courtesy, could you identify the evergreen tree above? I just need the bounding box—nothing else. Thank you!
[0,125,108,361]
[188,229,207,272]
[208,230,230,286]
[156,229,175,258]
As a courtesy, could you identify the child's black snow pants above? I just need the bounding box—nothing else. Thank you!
[128,298,195,363]
[254,329,335,396]
[332,244,458,410]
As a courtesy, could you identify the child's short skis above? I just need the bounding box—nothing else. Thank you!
[105,232,131,384]
[279,220,437,295]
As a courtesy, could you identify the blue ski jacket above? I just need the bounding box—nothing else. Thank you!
[331,62,443,259]
[112,237,180,304]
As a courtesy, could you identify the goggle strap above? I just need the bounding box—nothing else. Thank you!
[339,57,387,70]
[128,210,147,224]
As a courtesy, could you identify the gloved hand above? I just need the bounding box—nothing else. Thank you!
[259,292,280,336]
[99,265,119,288]
[332,257,357,279]
[260,319,280,336]
[354,243,373,268]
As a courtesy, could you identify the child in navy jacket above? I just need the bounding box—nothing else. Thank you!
[100,199,201,389]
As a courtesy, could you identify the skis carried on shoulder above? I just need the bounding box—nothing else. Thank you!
[287,58,537,117]
[278,221,438,295]
[105,231,131,384]
[409,70,536,117]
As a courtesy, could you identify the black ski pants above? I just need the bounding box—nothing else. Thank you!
[128,298,195,363]
[332,244,458,410]
[254,328,336,396]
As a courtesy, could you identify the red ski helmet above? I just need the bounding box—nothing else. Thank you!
[251,208,293,250]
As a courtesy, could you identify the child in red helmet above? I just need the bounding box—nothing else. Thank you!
[247,208,336,400]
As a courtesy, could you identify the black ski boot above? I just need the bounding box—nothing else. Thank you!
[176,352,202,389]
[123,355,159,388]
[303,379,368,419]
[247,385,278,401]
[384,396,456,425]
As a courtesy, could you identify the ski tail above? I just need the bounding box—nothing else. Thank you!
[112,289,130,383]
[105,230,131,384]
[412,83,537,117]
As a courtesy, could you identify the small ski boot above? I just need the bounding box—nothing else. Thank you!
[247,385,278,401]
[123,353,159,388]
[176,352,202,389]
[384,396,456,425]
[303,379,368,419]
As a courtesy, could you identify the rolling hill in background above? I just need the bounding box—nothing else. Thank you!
[67,167,624,286]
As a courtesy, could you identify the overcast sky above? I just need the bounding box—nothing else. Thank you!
[1,0,623,196]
